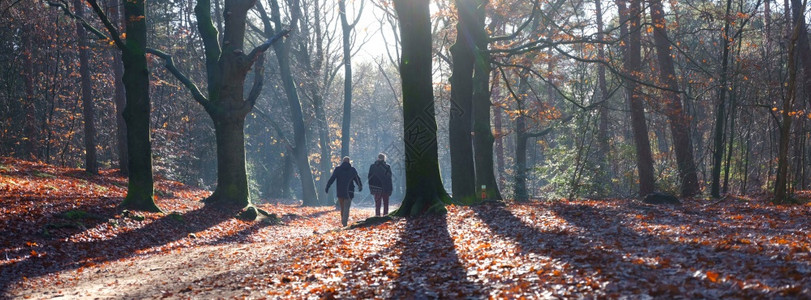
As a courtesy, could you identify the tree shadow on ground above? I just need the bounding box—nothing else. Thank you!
[471,202,802,298]
[0,196,121,247]
[612,201,807,243]
[0,205,235,295]
[390,215,487,298]
[300,209,336,220]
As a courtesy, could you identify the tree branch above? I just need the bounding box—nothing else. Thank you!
[46,0,121,49]
[488,1,539,43]
[247,28,291,62]
[244,55,265,113]
[84,0,125,50]
[145,48,212,111]
[194,0,222,84]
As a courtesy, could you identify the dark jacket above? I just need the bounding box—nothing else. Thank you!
[326,162,362,199]
[367,160,393,195]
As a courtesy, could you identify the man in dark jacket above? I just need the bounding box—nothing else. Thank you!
[368,153,393,216]
[325,156,362,226]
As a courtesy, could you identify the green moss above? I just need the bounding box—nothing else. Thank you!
[348,216,393,229]
[168,211,184,222]
[121,210,145,221]
[261,213,282,225]
[120,185,162,213]
[60,210,89,220]
[236,206,259,221]
[34,171,56,179]
[41,221,86,237]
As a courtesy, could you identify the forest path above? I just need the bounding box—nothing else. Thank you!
[9,206,372,299]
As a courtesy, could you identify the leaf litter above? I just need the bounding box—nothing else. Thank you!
[1,157,810,298]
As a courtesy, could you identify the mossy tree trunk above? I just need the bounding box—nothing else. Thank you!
[448,0,477,203]
[207,115,250,207]
[116,0,160,212]
[51,0,160,211]
[146,0,289,209]
[391,0,451,217]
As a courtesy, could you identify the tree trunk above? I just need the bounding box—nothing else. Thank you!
[22,29,37,160]
[448,0,476,203]
[273,39,320,207]
[649,0,699,196]
[471,0,502,201]
[339,0,353,158]
[76,0,98,174]
[724,71,742,193]
[618,0,655,196]
[314,94,334,205]
[775,2,803,203]
[392,0,451,216]
[492,76,505,187]
[281,152,294,199]
[493,101,505,186]
[512,71,533,202]
[118,0,159,212]
[312,0,333,206]
[790,0,811,106]
[207,116,250,207]
[595,0,612,194]
[259,0,319,206]
[711,0,733,198]
[110,0,128,175]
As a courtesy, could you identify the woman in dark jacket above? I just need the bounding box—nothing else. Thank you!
[367,153,393,216]
[325,157,362,226]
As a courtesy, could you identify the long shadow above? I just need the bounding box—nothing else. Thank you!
[623,201,808,242]
[0,195,121,240]
[0,205,235,296]
[551,202,811,292]
[300,208,336,220]
[471,202,799,298]
[390,215,486,299]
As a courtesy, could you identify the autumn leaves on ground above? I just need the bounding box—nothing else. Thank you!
[0,158,809,298]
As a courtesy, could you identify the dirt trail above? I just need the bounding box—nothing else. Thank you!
[8,207,380,299]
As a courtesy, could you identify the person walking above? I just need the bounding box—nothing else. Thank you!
[367,153,393,216]
[325,156,362,226]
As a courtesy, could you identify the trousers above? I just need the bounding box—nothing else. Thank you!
[374,193,389,216]
[338,197,352,226]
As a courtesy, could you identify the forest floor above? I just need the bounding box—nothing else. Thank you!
[1,157,811,299]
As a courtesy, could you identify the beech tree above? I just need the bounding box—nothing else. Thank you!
[150,0,289,208]
[392,0,451,216]
[52,0,162,211]
[448,0,477,203]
